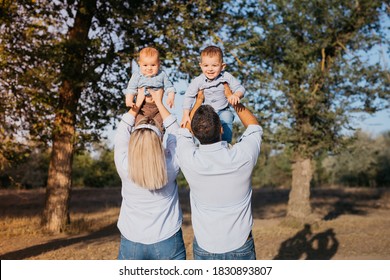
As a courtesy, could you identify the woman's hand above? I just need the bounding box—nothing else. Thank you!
[148,88,164,105]
[135,88,146,108]
[149,88,171,121]
[128,88,146,116]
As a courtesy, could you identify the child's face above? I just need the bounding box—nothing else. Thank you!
[139,55,160,77]
[199,55,226,80]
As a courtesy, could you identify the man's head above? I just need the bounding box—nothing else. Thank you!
[199,46,226,81]
[191,105,222,144]
[138,47,160,77]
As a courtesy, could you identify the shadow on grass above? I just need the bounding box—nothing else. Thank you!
[0,223,119,260]
[251,187,384,220]
[274,224,339,260]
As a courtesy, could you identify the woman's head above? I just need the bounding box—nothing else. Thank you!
[128,118,167,190]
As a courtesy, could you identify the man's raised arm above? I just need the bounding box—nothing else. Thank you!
[223,83,259,127]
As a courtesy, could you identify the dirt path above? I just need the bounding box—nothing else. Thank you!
[1,187,389,260]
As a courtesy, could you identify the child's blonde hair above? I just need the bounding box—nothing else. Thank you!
[200,46,223,63]
[139,47,160,60]
[128,118,167,190]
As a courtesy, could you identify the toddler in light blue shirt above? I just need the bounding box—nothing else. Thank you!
[123,47,175,132]
[181,46,245,143]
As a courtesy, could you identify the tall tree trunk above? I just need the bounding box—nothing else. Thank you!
[42,81,76,232]
[287,156,312,219]
[42,0,96,233]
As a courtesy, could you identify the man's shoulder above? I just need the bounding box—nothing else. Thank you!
[245,124,263,133]
[239,125,263,140]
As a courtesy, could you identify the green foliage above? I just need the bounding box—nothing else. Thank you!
[251,129,390,189]
[0,143,121,189]
[72,151,94,188]
[3,129,390,190]
[0,0,230,167]
[72,144,120,188]
[222,0,389,159]
[0,146,50,189]
[176,170,188,189]
[1,0,389,193]
[322,130,390,188]
[252,144,292,189]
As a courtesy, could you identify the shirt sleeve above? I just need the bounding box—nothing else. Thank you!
[224,71,245,97]
[236,125,263,166]
[163,115,180,164]
[114,113,135,178]
[182,76,202,110]
[161,71,176,95]
[123,72,141,95]
[176,128,197,166]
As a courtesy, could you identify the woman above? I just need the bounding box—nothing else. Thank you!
[114,88,185,260]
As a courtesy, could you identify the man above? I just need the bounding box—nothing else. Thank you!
[176,84,263,260]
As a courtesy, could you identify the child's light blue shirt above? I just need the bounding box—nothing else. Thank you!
[123,70,175,96]
[182,71,245,111]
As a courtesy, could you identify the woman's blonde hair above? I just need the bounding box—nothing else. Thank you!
[128,118,168,190]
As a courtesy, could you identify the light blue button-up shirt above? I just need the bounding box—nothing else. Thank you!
[114,113,182,244]
[123,70,175,96]
[182,71,245,111]
[176,125,262,253]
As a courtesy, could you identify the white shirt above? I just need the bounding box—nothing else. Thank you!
[176,125,263,253]
[114,113,182,244]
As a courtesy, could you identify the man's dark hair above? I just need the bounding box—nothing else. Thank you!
[191,105,221,144]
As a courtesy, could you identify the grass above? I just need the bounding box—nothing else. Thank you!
[0,207,119,237]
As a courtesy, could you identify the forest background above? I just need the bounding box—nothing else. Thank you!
[1,0,389,235]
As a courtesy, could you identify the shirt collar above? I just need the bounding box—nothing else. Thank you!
[203,71,225,83]
[198,141,228,152]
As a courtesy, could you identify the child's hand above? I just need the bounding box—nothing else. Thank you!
[180,115,191,128]
[125,94,135,108]
[228,94,240,106]
[166,91,175,108]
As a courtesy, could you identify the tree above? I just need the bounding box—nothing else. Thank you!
[223,0,389,220]
[322,130,390,188]
[1,0,228,232]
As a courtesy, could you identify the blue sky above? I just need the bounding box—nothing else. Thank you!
[351,109,390,136]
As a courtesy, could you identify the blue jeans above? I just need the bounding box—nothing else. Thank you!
[218,108,234,143]
[193,234,256,260]
[118,229,186,260]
